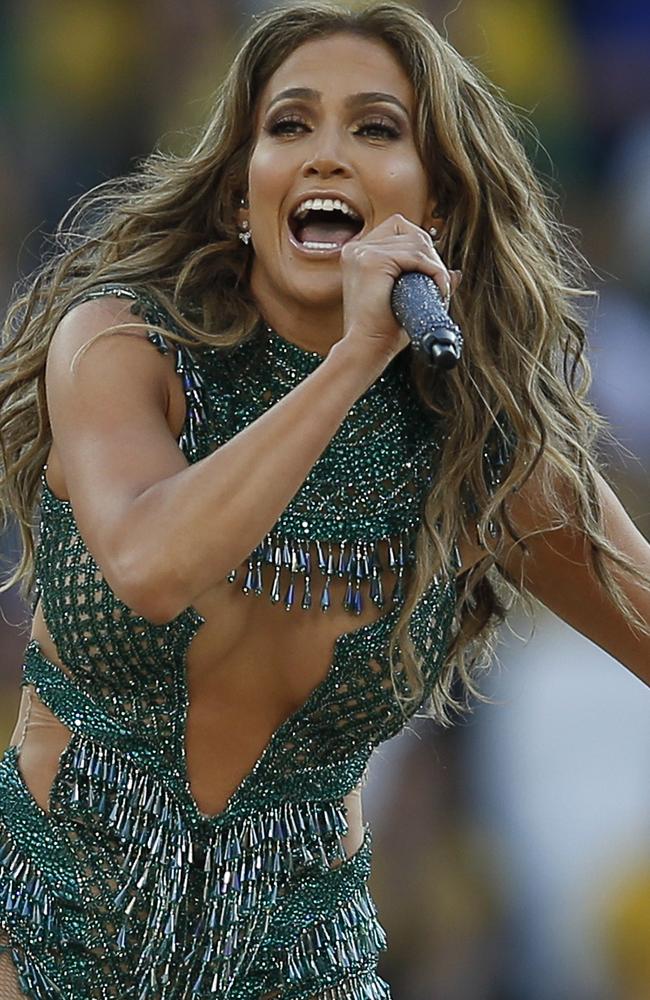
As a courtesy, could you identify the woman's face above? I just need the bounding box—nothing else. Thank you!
[244,32,437,313]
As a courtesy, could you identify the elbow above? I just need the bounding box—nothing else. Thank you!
[105,551,191,626]
[126,579,186,626]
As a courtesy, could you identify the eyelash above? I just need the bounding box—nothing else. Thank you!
[267,115,401,140]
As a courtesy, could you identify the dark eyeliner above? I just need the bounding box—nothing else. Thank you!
[266,114,308,135]
[265,112,402,138]
[356,118,401,138]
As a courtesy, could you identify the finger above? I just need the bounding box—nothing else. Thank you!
[360,229,450,272]
[391,248,453,302]
[351,233,448,268]
[390,212,422,235]
[367,212,429,238]
[441,277,451,310]
[343,239,452,301]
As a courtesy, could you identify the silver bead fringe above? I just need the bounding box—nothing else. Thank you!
[227,532,411,615]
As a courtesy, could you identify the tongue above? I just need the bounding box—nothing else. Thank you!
[296,218,358,246]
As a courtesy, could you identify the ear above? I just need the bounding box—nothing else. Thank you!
[235,195,249,229]
[425,196,445,237]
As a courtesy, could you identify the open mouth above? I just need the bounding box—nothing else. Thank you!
[288,198,364,252]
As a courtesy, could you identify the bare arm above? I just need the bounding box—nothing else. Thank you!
[46,216,451,624]
[471,467,650,686]
[46,299,390,623]
[46,215,453,622]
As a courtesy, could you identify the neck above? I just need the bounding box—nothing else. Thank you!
[249,276,345,358]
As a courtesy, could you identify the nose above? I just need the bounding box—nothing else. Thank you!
[302,156,351,178]
[301,129,353,179]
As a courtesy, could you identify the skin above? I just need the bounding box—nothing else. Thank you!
[478,467,650,686]
[23,35,453,837]
[17,33,650,852]
[239,32,650,684]
[239,32,455,356]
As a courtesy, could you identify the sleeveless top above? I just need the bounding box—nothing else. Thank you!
[0,284,508,1000]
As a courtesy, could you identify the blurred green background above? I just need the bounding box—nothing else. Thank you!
[1,2,649,998]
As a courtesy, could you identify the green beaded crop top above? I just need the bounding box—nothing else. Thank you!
[0,283,509,1000]
[43,282,467,620]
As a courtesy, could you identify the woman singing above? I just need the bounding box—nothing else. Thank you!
[0,2,648,998]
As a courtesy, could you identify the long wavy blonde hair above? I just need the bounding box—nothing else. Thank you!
[1,1,646,723]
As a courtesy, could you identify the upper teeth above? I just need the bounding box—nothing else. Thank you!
[293,197,361,221]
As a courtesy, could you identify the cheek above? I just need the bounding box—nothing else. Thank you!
[378,153,428,201]
[248,159,293,244]
[382,171,428,212]
[248,144,290,197]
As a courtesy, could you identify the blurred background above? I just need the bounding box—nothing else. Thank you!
[1,1,649,998]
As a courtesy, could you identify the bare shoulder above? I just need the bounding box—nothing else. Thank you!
[46,293,186,455]
[47,293,172,377]
[45,292,189,521]
[455,456,564,574]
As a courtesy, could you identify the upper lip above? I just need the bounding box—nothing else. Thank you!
[287,191,365,224]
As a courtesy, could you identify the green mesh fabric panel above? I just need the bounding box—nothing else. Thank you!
[0,284,463,1000]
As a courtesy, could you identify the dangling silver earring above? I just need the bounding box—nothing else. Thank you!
[428,226,439,241]
[238,219,251,246]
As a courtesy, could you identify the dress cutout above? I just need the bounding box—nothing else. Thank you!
[0,284,511,999]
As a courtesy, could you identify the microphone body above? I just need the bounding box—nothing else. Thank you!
[390,271,463,369]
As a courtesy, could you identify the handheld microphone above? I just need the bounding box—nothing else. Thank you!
[391,271,463,369]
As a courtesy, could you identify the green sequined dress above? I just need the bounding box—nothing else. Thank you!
[0,284,479,1000]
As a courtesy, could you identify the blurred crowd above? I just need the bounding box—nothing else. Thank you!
[1,2,649,998]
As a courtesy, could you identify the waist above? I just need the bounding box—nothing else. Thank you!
[19,641,370,833]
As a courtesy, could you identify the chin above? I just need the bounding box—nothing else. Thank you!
[292,281,343,307]
[280,266,341,299]
[252,258,343,309]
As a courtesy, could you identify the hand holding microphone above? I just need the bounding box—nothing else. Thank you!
[391,271,463,369]
[340,212,463,369]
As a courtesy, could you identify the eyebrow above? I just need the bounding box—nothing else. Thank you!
[265,87,410,117]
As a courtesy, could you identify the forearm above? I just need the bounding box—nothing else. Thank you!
[120,338,388,620]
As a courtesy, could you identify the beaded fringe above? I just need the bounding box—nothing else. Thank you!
[228,531,411,615]
[150,320,414,618]
[315,970,391,1000]
[59,738,384,999]
[1,941,62,1000]
[283,901,388,985]
[0,822,70,998]
[146,329,206,456]
[0,837,59,946]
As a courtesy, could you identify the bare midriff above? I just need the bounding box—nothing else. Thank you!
[17,585,369,861]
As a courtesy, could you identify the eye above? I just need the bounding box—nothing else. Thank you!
[266,115,309,136]
[265,114,402,140]
[355,119,401,140]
